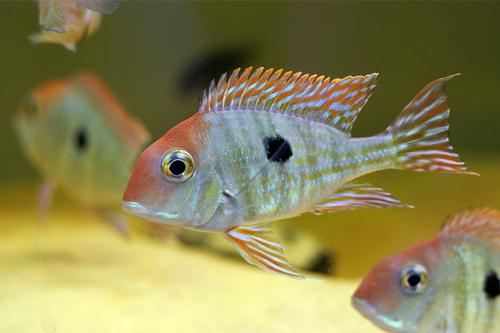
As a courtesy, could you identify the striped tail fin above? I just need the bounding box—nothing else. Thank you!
[385,74,477,175]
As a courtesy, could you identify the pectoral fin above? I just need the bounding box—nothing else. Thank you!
[313,183,411,214]
[225,225,304,279]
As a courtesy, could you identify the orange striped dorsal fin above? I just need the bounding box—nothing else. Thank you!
[440,208,500,249]
[225,225,305,279]
[71,72,150,152]
[199,66,378,134]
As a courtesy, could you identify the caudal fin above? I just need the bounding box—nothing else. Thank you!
[385,74,477,175]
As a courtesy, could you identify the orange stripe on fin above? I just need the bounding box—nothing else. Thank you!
[199,66,378,134]
[440,208,500,250]
[225,225,305,279]
[312,183,411,214]
[385,74,477,175]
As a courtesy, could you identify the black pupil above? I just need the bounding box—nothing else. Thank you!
[169,159,186,176]
[407,273,421,287]
[75,128,88,152]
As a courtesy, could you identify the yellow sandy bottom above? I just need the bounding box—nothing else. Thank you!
[0,209,381,333]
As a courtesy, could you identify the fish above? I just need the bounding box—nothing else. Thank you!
[352,208,500,333]
[14,72,149,235]
[30,0,119,51]
[122,66,476,278]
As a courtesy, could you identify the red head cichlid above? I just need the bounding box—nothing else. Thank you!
[30,0,119,51]
[14,72,149,234]
[123,66,476,278]
[352,208,500,332]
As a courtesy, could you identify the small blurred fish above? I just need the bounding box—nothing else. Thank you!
[30,0,119,51]
[352,208,500,332]
[123,66,475,278]
[14,72,149,235]
[177,46,254,95]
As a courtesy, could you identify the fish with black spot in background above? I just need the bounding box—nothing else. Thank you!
[30,0,119,51]
[352,208,500,333]
[14,72,150,235]
[122,66,477,278]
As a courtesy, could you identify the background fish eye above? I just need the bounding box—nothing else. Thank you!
[161,149,195,182]
[21,96,38,119]
[400,264,428,294]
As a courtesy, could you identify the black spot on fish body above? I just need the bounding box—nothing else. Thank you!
[263,135,293,164]
[484,270,500,300]
[75,128,88,152]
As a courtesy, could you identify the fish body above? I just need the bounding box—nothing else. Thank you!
[158,110,395,231]
[123,67,475,277]
[30,0,118,51]
[352,208,500,333]
[15,73,149,231]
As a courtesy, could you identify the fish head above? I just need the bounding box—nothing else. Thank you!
[352,238,443,333]
[16,79,67,122]
[123,114,224,229]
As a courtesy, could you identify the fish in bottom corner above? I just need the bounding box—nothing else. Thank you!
[352,208,500,333]
[122,66,477,279]
[14,72,149,236]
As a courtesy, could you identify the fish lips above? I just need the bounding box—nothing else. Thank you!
[351,296,405,333]
[122,200,181,224]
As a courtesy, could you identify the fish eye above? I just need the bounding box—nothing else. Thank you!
[21,96,39,118]
[400,264,428,294]
[161,149,195,182]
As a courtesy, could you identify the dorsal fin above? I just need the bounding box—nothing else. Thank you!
[199,66,378,134]
[440,208,500,249]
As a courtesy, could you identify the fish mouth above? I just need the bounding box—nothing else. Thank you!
[122,200,181,224]
[351,297,404,333]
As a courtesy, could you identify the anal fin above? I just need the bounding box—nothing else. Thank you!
[313,183,412,214]
[225,225,304,279]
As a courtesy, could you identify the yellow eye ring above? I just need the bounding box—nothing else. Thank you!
[400,264,428,294]
[161,149,195,182]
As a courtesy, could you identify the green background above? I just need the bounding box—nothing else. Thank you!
[0,1,499,277]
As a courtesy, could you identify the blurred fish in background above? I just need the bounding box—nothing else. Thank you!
[352,208,500,332]
[30,0,119,51]
[14,72,149,235]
